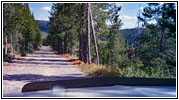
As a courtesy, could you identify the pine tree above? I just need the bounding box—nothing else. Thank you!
[3,3,42,59]
[48,3,100,64]
[135,3,176,76]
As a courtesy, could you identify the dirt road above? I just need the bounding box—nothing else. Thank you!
[3,46,87,95]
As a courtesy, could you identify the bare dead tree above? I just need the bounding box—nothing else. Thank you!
[89,3,99,65]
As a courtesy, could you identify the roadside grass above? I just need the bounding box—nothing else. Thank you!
[63,54,71,58]
[4,46,42,62]
[80,64,175,78]
[53,50,59,55]
[3,50,21,62]
[3,54,14,62]
[62,54,123,77]
[62,54,175,78]
[80,64,123,77]
[62,54,84,65]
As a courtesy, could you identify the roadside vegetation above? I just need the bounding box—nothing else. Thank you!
[3,3,42,62]
[63,54,175,78]
[3,3,176,78]
[47,3,175,78]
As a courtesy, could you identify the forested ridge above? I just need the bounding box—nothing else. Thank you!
[37,20,49,38]
[3,3,176,78]
[37,20,49,32]
[40,21,143,47]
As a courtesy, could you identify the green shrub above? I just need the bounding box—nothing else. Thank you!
[3,54,14,62]
[20,50,27,56]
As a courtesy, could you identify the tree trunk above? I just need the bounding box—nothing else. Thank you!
[112,56,115,68]
[82,4,88,63]
[4,4,8,55]
[79,4,85,61]
[83,34,87,63]
[79,23,83,61]
[160,3,167,58]
[5,36,8,55]
[25,37,28,52]
[89,4,99,65]
[62,39,64,54]
[112,35,116,68]
[10,32,13,53]
[58,36,60,53]
[71,44,74,56]
[16,35,19,52]
[87,3,91,64]
[160,29,164,53]
[60,37,63,54]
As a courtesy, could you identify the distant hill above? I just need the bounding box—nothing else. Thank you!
[37,20,49,38]
[37,20,144,45]
[120,28,144,46]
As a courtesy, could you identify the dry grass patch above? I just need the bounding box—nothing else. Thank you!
[61,54,123,77]
[63,54,71,58]
[62,54,84,65]
[80,64,123,77]
[53,51,59,54]
[70,59,84,65]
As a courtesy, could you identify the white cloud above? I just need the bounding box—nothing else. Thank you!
[140,7,144,11]
[121,20,145,29]
[105,15,138,29]
[148,20,157,24]
[116,3,123,7]
[37,18,49,21]
[121,22,136,29]
[41,7,51,11]
[106,20,111,26]
[119,15,137,20]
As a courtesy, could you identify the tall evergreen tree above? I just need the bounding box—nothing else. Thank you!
[48,3,100,64]
[135,3,176,76]
[3,3,42,59]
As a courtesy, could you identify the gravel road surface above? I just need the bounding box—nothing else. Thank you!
[3,46,87,95]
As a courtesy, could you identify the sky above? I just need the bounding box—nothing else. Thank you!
[29,3,148,29]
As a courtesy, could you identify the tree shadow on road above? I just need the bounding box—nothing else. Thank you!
[3,74,86,82]
[15,58,72,62]
[11,61,71,65]
[26,55,63,58]
[11,57,74,65]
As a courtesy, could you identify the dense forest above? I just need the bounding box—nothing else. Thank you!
[45,3,176,78]
[3,3,176,78]
[3,3,42,60]
[121,28,144,46]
